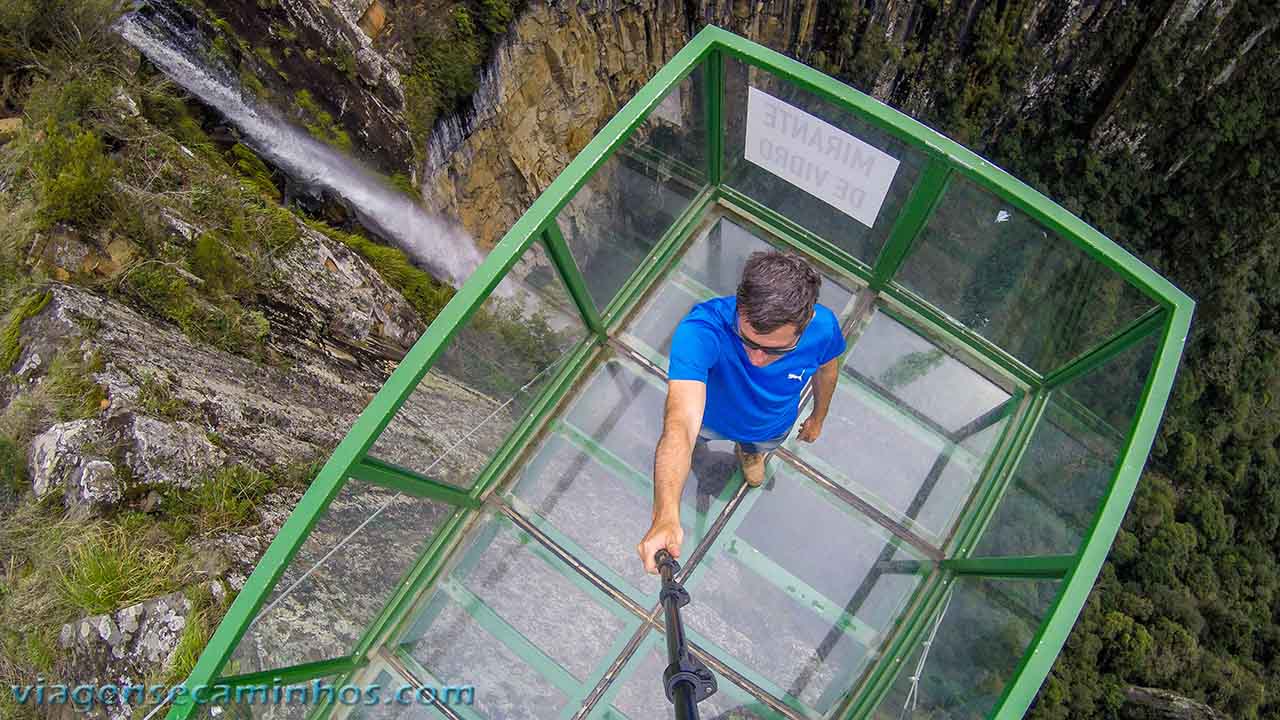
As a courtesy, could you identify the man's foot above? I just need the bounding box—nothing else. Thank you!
[735,443,767,488]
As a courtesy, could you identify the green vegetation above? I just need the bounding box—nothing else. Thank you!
[395,0,522,161]
[44,349,106,422]
[816,0,1280,717]
[162,464,275,535]
[163,601,212,684]
[30,123,115,229]
[0,290,50,371]
[60,524,180,615]
[294,89,353,152]
[136,371,198,422]
[308,220,455,325]
[0,437,26,498]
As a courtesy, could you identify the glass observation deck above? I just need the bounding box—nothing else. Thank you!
[172,26,1193,720]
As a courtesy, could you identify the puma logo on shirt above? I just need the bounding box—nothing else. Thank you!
[788,372,804,381]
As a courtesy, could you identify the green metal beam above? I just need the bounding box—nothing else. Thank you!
[941,555,1075,579]
[349,457,481,508]
[870,160,951,290]
[351,507,473,657]
[946,390,1045,558]
[992,305,1192,719]
[724,536,881,647]
[439,578,583,697]
[212,657,363,691]
[1043,307,1164,390]
[704,49,724,185]
[468,334,601,501]
[542,224,607,338]
[880,284,1041,389]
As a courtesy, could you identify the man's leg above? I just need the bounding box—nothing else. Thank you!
[734,430,790,488]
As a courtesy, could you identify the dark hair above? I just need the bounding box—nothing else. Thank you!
[736,251,820,333]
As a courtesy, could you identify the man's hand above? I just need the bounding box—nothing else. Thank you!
[637,519,684,575]
[797,413,825,442]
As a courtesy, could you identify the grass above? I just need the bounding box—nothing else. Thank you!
[164,464,274,534]
[0,497,91,689]
[0,437,27,499]
[59,524,181,615]
[0,290,51,371]
[44,349,106,422]
[294,89,353,152]
[162,602,211,684]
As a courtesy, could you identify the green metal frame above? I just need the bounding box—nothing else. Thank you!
[174,24,1193,720]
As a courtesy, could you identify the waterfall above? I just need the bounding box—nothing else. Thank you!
[114,8,485,288]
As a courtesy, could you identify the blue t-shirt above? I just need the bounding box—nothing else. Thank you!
[668,296,846,441]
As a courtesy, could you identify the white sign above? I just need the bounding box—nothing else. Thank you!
[744,87,900,228]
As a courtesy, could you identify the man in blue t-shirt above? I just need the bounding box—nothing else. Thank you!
[636,251,846,574]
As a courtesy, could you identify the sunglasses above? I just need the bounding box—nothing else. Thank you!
[735,313,808,356]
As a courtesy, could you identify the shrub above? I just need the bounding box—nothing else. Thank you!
[30,123,115,229]
[191,233,249,298]
[165,464,274,533]
[476,0,514,35]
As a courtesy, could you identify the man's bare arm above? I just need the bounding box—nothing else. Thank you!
[636,379,706,574]
[798,357,840,442]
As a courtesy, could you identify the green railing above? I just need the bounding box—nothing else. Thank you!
[165,25,1192,720]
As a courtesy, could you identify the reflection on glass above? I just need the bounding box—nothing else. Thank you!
[557,67,709,311]
[508,358,738,602]
[401,595,570,718]
[369,243,586,488]
[223,482,451,677]
[871,579,1059,720]
[683,464,929,715]
[787,309,1013,543]
[894,175,1155,371]
[975,332,1158,557]
[589,635,785,720]
[722,58,926,267]
[450,515,634,681]
[343,669,438,720]
[397,514,639,719]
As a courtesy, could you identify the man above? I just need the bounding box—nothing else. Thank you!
[636,250,845,574]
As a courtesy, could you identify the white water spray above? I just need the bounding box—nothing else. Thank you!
[114,11,485,288]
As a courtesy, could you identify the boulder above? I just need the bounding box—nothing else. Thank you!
[26,413,227,516]
[58,592,193,720]
[27,420,120,516]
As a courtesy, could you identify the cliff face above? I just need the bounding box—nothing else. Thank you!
[407,0,1256,248]
[416,0,822,247]
[175,0,1262,250]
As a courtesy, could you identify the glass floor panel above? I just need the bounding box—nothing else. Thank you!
[381,207,1044,719]
[623,217,857,365]
[785,309,1016,545]
[681,463,932,716]
[506,356,740,604]
[397,513,641,720]
[588,632,787,720]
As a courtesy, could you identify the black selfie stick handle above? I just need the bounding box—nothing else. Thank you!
[655,549,717,720]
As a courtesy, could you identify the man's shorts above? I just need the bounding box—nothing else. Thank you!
[697,424,792,454]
